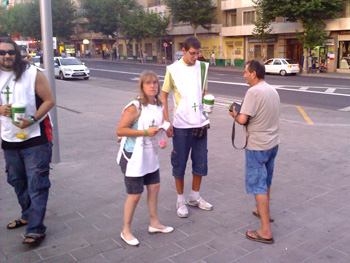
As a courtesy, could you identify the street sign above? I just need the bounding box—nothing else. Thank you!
[163,42,168,48]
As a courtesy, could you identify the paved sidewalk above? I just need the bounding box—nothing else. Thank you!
[81,58,350,79]
[1,78,350,263]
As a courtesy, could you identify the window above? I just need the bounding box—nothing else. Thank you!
[273,60,281,65]
[243,11,255,25]
[230,13,237,26]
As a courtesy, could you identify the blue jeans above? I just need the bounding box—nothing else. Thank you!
[245,145,278,194]
[171,127,208,179]
[4,142,52,235]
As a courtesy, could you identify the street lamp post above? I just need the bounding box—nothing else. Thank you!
[39,0,60,163]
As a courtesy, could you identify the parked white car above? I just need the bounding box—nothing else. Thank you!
[264,58,300,76]
[54,57,90,80]
[30,56,41,68]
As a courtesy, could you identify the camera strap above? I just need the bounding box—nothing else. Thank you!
[231,120,248,150]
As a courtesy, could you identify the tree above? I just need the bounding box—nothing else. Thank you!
[119,5,169,62]
[0,0,76,40]
[80,0,136,60]
[165,0,216,37]
[253,0,349,71]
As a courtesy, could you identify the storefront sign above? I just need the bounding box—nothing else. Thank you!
[248,37,277,43]
[324,38,334,45]
[339,31,350,35]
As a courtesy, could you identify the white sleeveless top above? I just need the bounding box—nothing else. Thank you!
[0,65,41,142]
[117,100,164,177]
[167,60,209,128]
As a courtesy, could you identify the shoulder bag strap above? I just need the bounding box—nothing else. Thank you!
[200,62,206,102]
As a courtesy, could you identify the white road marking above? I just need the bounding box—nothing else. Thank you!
[89,68,350,96]
[338,106,350,112]
[325,88,336,93]
[300,87,309,90]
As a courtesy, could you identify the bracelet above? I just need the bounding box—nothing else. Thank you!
[29,117,34,125]
[144,129,148,136]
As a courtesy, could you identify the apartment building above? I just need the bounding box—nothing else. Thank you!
[1,0,31,8]
[221,0,350,72]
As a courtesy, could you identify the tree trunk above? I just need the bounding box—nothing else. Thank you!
[192,24,197,37]
[124,39,128,61]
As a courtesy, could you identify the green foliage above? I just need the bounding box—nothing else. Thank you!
[119,4,169,60]
[80,0,136,38]
[0,0,76,40]
[253,0,348,50]
[165,0,216,36]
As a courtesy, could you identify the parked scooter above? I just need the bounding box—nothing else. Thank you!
[316,62,327,73]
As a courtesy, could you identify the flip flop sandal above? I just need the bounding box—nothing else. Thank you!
[7,219,28,230]
[252,210,274,223]
[246,230,274,244]
[23,234,46,246]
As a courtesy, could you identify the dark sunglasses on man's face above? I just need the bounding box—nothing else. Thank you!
[0,50,16,56]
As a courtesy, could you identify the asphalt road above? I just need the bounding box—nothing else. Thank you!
[80,60,350,112]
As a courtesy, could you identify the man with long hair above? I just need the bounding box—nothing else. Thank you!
[0,37,55,246]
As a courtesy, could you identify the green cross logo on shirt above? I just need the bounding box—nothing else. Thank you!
[149,119,157,127]
[1,86,12,104]
[192,102,199,112]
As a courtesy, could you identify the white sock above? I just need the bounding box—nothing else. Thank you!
[177,194,185,203]
[190,190,200,200]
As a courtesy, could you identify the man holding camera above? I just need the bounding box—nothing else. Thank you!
[230,59,280,244]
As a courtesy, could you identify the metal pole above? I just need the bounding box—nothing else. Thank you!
[164,46,167,66]
[39,0,60,163]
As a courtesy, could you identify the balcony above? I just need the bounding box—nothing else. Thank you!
[148,0,163,8]
[221,0,254,11]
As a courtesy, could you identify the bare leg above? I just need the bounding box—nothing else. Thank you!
[253,186,271,214]
[146,183,165,229]
[248,194,273,239]
[122,193,142,241]
[192,174,202,191]
[175,178,184,194]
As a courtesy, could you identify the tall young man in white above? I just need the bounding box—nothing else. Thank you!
[161,36,213,218]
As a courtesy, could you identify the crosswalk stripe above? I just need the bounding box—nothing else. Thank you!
[325,88,336,93]
[338,106,350,112]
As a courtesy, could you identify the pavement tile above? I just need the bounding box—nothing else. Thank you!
[102,245,150,263]
[135,243,184,263]
[6,250,41,263]
[236,246,282,263]
[168,244,217,263]
[203,246,249,263]
[69,239,120,261]
[76,253,111,263]
[175,230,218,250]
[35,253,76,263]
[206,231,244,251]
[302,247,347,263]
[36,237,89,259]
[329,233,350,254]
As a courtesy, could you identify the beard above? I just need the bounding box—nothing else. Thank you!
[0,58,14,70]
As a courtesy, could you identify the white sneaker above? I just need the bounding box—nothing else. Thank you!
[176,201,189,218]
[187,197,213,211]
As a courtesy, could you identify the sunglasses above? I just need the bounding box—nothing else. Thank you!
[0,50,16,56]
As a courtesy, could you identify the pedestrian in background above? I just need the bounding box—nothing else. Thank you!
[161,36,213,219]
[0,37,55,246]
[116,71,173,246]
[211,51,216,66]
[229,59,280,244]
